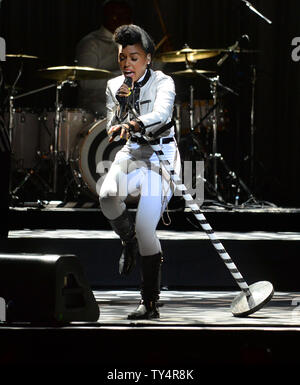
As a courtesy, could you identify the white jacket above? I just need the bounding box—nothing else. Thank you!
[105,69,175,138]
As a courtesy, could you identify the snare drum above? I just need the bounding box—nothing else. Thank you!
[70,118,126,199]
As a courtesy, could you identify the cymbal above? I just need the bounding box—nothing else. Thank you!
[156,47,221,63]
[6,54,39,59]
[156,46,260,63]
[170,69,216,77]
[37,66,114,81]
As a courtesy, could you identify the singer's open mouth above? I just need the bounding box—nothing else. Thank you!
[123,71,134,77]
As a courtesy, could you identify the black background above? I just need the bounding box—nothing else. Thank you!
[1,0,299,206]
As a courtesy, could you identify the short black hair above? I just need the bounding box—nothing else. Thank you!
[113,24,155,57]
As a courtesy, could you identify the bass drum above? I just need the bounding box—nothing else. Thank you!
[70,118,126,199]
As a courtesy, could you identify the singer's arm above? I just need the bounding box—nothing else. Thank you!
[105,85,118,133]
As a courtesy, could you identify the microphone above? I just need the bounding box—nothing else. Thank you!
[116,77,133,118]
[217,35,250,67]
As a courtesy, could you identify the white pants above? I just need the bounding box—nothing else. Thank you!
[99,140,180,256]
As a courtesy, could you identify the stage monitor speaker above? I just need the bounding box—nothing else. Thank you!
[0,253,100,323]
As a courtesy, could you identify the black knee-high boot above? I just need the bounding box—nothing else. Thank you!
[128,252,163,320]
[108,210,139,275]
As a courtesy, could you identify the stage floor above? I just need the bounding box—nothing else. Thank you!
[95,289,300,327]
[1,228,300,374]
[7,228,300,240]
[3,229,300,327]
[2,289,300,377]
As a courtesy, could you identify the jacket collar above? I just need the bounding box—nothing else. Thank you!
[135,68,151,88]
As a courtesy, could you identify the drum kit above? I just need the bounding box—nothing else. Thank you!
[7,58,119,203]
[6,42,258,206]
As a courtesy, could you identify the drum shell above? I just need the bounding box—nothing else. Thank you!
[70,118,125,199]
[176,99,226,136]
[39,109,96,162]
[6,109,40,170]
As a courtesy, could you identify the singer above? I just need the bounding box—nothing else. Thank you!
[99,24,180,319]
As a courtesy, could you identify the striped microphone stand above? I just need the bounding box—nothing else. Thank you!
[147,138,274,317]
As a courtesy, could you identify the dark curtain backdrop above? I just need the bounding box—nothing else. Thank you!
[0,0,299,206]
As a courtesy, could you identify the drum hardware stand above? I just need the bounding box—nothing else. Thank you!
[10,159,52,205]
[183,49,199,135]
[243,64,256,190]
[208,77,259,205]
[250,65,256,188]
[183,71,236,203]
[239,2,274,205]
[210,77,220,193]
[240,0,272,24]
[207,76,238,195]
[189,84,195,133]
[61,160,84,203]
[206,152,257,206]
[178,69,229,205]
[12,79,77,196]
[241,66,278,207]
[186,71,257,205]
[52,79,82,199]
[7,61,26,195]
[53,80,69,193]
[8,83,57,203]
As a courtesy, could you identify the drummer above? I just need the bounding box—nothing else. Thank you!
[75,0,132,116]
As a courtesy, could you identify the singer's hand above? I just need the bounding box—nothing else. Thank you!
[108,121,141,143]
[108,125,125,143]
[117,83,133,98]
